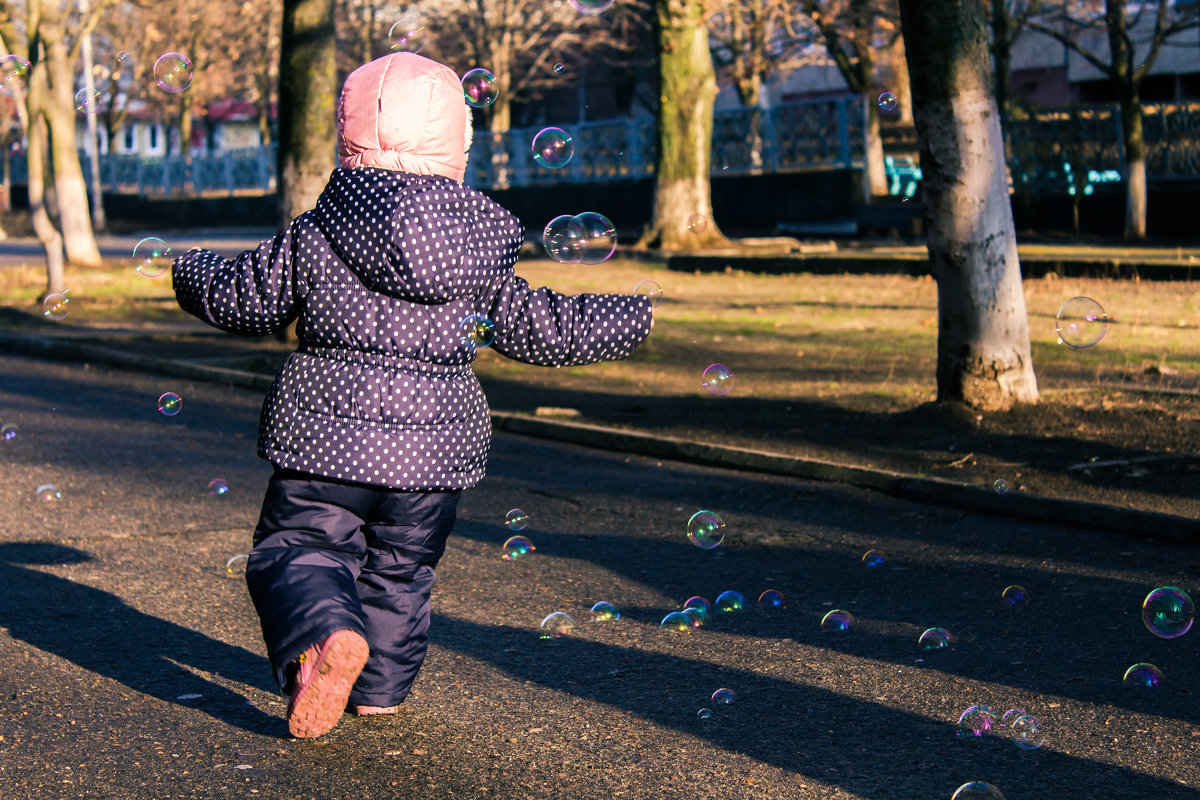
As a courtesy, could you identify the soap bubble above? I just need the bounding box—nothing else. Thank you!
[542,214,587,263]
[1010,714,1045,750]
[710,688,735,705]
[133,236,172,277]
[225,554,248,576]
[1000,708,1027,727]
[757,589,785,610]
[34,484,62,502]
[1001,585,1029,607]
[957,705,997,738]
[115,51,133,67]
[714,590,745,613]
[1122,662,1163,688]
[388,19,425,53]
[590,601,619,621]
[460,314,496,349]
[462,67,498,108]
[553,63,566,74]
[74,88,102,114]
[539,611,576,639]
[502,535,535,561]
[683,596,711,622]
[878,91,898,112]
[686,510,725,549]
[568,0,615,13]
[680,607,706,628]
[918,627,953,651]
[660,611,694,631]
[505,508,528,531]
[993,478,1009,494]
[1056,296,1108,348]
[862,549,885,568]
[952,783,1007,800]
[42,292,70,321]
[207,478,230,496]
[532,127,573,169]
[633,280,664,308]
[701,364,734,396]
[1,423,18,441]
[821,609,853,632]
[696,707,712,721]
[0,55,30,98]
[153,52,193,93]
[158,392,182,416]
[575,211,617,264]
[686,214,707,234]
[1142,586,1194,639]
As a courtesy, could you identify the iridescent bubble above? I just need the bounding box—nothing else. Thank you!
[460,314,496,349]
[714,590,745,613]
[1010,714,1045,750]
[686,214,707,234]
[553,63,566,75]
[952,783,1007,800]
[539,611,576,639]
[505,508,528,531]
[993,478,1009,494]
[542,214,587,263]
[821,609,853,632]
[710,688,735,705]
[0,55,30,98]
[74,88,102,114]
[683,596,711,622]
[1056,296,1108,349]
[1123,662,1163,688]
[660,611,693,632]
[696,707,712,721]
[42,292,70,321]
[757,589,785,610]
[590,601,619,621]
[153,52,193,93]
[686,510,725,549]
[388,19,425,53]
[1,423,18,441]
[862,549,885,568]
[34,483,62,502]
[225,554,248,576]
[158,392,182,416]
[633,280,664,308]
[878,91,898,112]
[568,0,615,13]
[133,236,172,277]
[680,607,706,628]
[575,211,617,264]
[116,51,133,66]
[207,478,230,496]
[1142,586,1194,639]
[532,127,574,169]
[701,364,734,396]
[918,627,953,651]
[1001,585,1029,607]
[502,535,535,561]
[1001,709,1028,729]
[462,67,498,108]
[957,705,997,738]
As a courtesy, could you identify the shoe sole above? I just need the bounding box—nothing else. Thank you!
[287,630,369,739]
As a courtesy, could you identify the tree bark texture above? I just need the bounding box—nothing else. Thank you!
[1107,0,1147,239]
[640,0,728,250]
[863,99,888,200]
[898,0,1039,411]
[278,0,337,227]
[25,68,66,297]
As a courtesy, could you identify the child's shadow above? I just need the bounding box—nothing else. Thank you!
[0,542,283,737]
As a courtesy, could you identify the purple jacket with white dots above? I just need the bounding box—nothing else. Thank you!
[173,168,653,490]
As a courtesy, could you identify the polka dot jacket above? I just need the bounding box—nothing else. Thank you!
[173,168,653,490]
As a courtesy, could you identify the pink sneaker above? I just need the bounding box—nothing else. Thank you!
[349,704,400,716]
[286,630,369,738]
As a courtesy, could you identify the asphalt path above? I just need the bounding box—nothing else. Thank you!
[0,231,275,267]
[1,353,1198,800]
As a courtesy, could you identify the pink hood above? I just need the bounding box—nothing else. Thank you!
[336,53,468,183]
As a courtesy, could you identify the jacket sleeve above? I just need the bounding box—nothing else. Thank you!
[172,226,303,337]
[482,272,654,367]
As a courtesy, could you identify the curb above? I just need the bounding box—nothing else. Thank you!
[5,329,1196,543]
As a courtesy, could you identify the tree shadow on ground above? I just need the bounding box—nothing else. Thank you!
[0,542,283,737]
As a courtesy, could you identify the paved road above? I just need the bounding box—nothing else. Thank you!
[1,353,1198,799]
[0,231,275,267]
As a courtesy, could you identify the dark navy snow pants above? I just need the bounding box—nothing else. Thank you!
[245,467,460,707]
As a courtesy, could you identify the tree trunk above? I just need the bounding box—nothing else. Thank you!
[179,93,194,157]
[863,98,888,199]
[890,36,914,127]
[26,75,66,297]
[640,0,729,250]
[278,0,337,227]
[899,0,1038,411]
[1119,95,1147,239]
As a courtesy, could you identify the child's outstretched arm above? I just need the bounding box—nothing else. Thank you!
[172,223,305,337]
[483,272,654,367]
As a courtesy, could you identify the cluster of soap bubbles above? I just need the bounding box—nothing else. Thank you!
[542,212,616,264]
[956,705,1046,750]
[1056,296,1108,349]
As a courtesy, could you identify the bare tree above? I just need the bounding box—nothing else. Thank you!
[898,0,1039,410]
[1029,0,1200,238]
[278,0,336,226]
[987,0,1048,127]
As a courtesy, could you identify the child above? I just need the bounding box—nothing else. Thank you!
[172,52,653,738]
